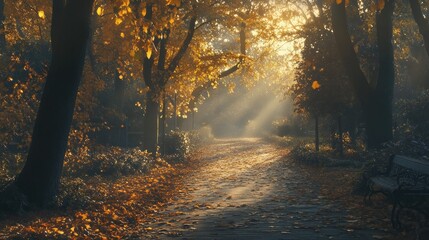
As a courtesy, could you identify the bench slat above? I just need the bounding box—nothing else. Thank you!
[370,176,398,192]
[392,155,429,175]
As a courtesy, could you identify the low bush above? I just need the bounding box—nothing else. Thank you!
[63,146,153,178]
[188,126,214,147]
[55,177,91,209]
[163,130,191,161]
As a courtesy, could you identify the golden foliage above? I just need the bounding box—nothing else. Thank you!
[96,6,104,16]
[37,10,45,19]
[312,80,321,90]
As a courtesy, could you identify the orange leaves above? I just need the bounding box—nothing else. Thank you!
[75,212,89,220]
[0,151,188,239]
[334,0,350,5]
[166,0,181,7]
[376,0,385,11]
[312,81,321,90]
[52,228,65,235]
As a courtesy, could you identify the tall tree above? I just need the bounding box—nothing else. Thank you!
[331,0,395,148]
[0,0,5,49]
[410,0,429,57]
[5,0,94,208]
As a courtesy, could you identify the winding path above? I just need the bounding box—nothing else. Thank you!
[142,138,383,240]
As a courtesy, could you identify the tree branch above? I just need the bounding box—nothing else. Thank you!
[165,16,197,81]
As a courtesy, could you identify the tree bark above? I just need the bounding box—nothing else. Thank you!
[160,93,167,154]
[338,116,343,156]
[0,0,5,51]
[331,2,370,105]
[13,0,94,208]
[366,0,395,148]
[143,91,159,154]
[141,4,158,154]
[315,116,319,152]
[410,0,429,57]
[331,1,394,148]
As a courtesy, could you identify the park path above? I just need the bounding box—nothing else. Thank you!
[141,138,384,240]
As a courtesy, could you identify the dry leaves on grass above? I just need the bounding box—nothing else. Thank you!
[0,158,197,239]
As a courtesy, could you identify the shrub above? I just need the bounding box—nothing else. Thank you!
[188,126,214,147]
[55,177,90,209]
[163,130,191,161]
[63,146,153,178]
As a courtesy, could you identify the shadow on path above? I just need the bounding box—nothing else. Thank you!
[142,138,384,240]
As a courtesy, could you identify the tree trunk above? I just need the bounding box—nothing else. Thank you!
[366,0,395,148]
[338,116,343,157]
[366,94,393,148]
[410,0,429,57]
[331,1,394,148]
[173,93,177,129]
[143,92,159,154]
[315,116,319,152]
[114,72,126,146]
[0,0,5,51]
[330,2,370,105]
[192,110,195,130]
[13,0,94,208]
[160,93,167,154]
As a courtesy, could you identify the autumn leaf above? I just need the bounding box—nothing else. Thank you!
[38,10,45,20]
[377,0,385,10]
[146,48,152,59]
[96,6,104,16]
[167,0,181,6]
[312,80,321,90]
[143,25,149,33]
[115,18,123,25]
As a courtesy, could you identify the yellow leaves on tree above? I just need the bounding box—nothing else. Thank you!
[96,6,104,16]
[336,0,385,11]
[115,18,123,25]
[38,10,45,20]
[146,47,152,59]
[312,80,321,90]
[167,0,181,7]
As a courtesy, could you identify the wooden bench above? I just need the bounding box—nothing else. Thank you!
[365,155,429,229]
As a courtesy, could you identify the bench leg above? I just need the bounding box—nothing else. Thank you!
[364,181,375,205]
[391,200,400,229]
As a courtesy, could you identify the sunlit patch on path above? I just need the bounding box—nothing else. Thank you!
[141,138,384,239]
